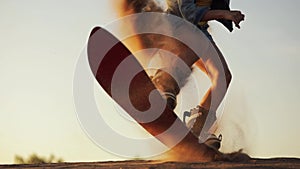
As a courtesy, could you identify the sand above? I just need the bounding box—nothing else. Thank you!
[1,158,299,169]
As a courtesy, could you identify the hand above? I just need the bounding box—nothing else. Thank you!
[224,10,245,29]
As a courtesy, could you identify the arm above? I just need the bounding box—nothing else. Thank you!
[202,10,245,28]
[178,0,245,29]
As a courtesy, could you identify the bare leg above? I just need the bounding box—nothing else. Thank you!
[196,42,231,112]
[193,42,232,135]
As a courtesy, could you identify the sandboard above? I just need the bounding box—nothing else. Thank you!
[87,26,200,149]
[85,27,252,162]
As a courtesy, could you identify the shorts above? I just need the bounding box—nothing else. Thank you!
[197,24,214,42]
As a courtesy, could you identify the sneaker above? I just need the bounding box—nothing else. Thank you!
[183,106,222,150]
[204,134,222,150]
[183,105,209,136]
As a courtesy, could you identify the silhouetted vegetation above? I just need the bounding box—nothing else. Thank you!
[14,153,63,164]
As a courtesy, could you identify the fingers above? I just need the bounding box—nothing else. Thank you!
[231,11,245,29]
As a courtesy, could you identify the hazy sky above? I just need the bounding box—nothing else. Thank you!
[1,0,300,164]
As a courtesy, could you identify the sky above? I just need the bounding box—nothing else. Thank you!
[0,0,300,164]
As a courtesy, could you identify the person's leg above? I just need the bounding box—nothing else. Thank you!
[151,69,180,110]
[149,34,201,110]
[191,42,232,140]
[195,43,232,112]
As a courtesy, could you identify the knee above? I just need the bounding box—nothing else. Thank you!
[210,69,232,88]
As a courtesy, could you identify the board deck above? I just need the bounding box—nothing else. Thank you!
[87,27,201,149]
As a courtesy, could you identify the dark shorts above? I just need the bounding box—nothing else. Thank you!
[197,24,214,42]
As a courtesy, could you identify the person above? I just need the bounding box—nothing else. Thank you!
[150,0,245,150]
